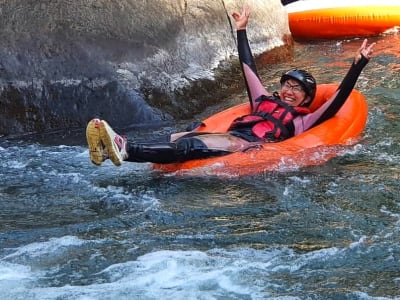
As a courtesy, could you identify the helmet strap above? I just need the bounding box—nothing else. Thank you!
[299,95,311,107]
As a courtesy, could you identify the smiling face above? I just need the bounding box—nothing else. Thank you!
[280,79,311,107]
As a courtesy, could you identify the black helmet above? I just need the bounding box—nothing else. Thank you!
[280,69,317,101]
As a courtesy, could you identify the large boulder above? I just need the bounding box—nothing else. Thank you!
[0,0,290,136]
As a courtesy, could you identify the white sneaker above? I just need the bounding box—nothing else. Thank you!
[86,118,108,166]
[99,120,128,166]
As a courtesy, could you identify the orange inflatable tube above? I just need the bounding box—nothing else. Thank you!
[285,0,400,39]
[152,84,368,176]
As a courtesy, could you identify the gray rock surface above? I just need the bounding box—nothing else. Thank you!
[0,0,289,135]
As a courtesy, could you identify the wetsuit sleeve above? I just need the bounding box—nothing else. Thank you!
[293,55,370,134]
[237,29,271,111]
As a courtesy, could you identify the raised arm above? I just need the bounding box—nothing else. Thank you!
[232,7,271,111]
[294,39,375,133]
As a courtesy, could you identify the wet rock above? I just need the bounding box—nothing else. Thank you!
[0,0,290,136]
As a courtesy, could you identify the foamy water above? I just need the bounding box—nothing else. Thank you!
[2,233,398,300]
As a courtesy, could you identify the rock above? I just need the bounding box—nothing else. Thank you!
[0,0,290,135]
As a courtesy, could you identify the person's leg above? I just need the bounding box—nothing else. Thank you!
[193,133,257,152]
[87,119,258,166]
[94,120,179,165]
[127,132,260,164]
[125,135,235,164]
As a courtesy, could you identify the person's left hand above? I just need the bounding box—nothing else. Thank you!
[355,39,376,64]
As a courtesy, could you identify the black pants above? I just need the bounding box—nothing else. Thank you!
[125,135,231,164]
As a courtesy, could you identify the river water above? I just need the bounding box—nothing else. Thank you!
[1,33,400,299]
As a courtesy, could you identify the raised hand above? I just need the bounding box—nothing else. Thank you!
[355,39,376,64]
[231,6,250,30]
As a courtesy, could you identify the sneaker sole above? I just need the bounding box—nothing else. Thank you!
[86,118,104,166]
[99,120,123,166]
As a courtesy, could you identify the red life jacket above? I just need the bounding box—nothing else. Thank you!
[229,94,310,141]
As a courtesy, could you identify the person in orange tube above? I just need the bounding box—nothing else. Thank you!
[86,6,375,166]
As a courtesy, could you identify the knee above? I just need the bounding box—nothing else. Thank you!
[176,137,207,154]
[175,137,231,160]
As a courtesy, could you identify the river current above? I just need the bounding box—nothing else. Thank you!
[1,34,400,299]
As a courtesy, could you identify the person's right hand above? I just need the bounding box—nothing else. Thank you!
[232,6,250,30]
